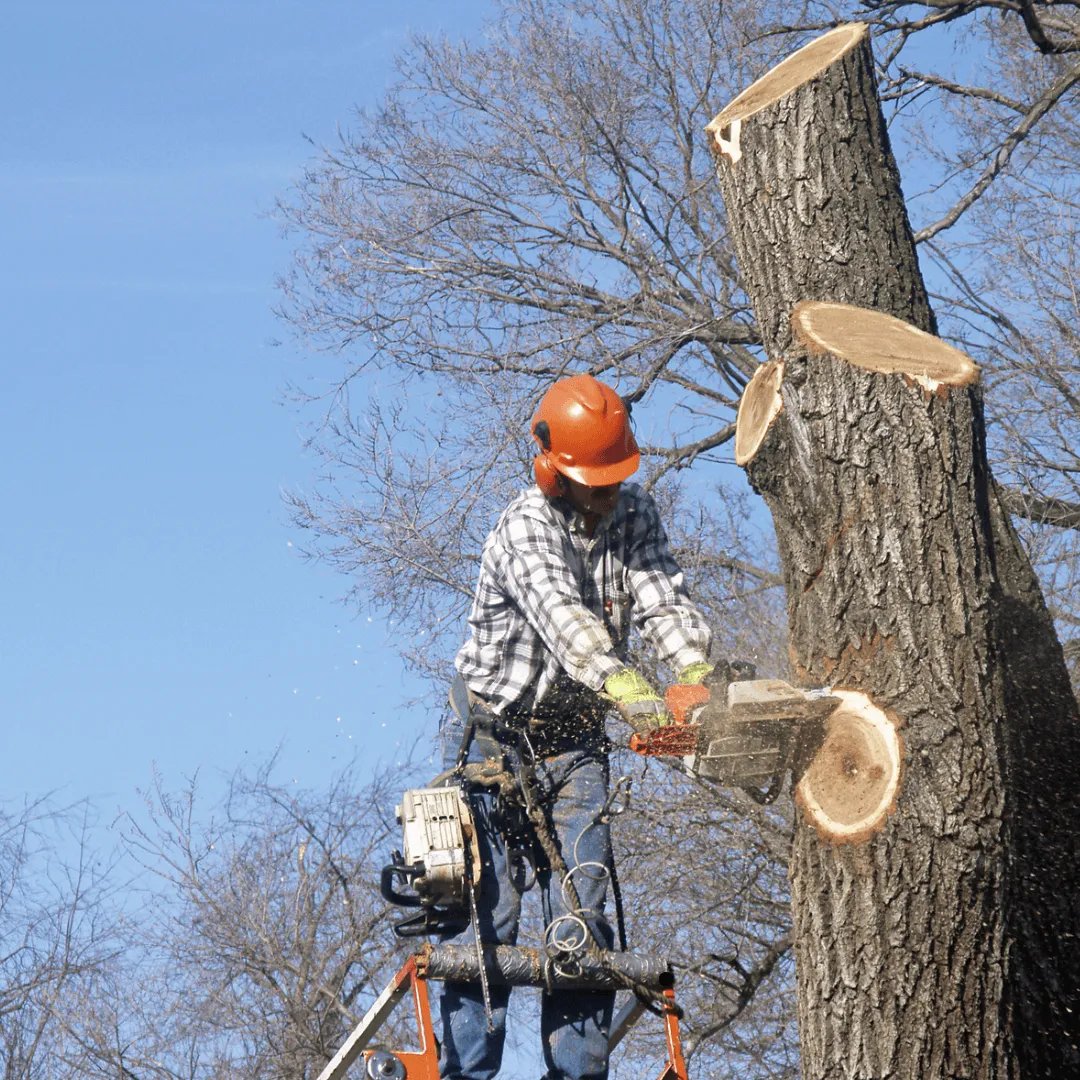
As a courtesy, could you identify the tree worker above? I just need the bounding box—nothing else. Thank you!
[440,373,714,1080]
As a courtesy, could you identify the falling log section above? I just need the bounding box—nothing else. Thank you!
[708,22,1080,1080]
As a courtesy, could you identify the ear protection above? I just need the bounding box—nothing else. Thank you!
[533,453,568,497]
[531,418,568,497]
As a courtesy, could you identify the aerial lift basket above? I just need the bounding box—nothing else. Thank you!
[315,946,689,1080]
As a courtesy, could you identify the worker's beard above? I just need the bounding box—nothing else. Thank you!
[580,487,621,516]
[563,479,621,518]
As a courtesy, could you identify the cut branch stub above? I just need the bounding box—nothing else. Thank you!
[706,24,867,165]
[734,359,784,466]
[796,690,901,844]
[792,300,979,390]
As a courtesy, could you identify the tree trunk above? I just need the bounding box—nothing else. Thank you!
[707,23,1080,1079]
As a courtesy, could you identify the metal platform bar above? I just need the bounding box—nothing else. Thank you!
[316,957,438,1080]
[609,996,647,1051]
[316,949,686,1080]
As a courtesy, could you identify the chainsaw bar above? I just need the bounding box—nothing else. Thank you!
[464,841,493,1031]
[631,679,842,784]
[629,725,699,757]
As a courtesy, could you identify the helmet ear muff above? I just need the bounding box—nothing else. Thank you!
[533,454,568,498]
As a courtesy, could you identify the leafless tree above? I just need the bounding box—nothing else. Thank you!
[277,0,797,690]
[705,10,1080,1073]
[46,761,412,1080]
[0,798,118,1079]
[278,0,1080,666]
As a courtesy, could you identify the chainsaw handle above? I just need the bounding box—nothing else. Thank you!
[729,659,757,682]
[665,682,710,724]
[381,862,425,907]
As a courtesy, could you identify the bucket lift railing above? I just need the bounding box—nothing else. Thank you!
[316,944,687,1080]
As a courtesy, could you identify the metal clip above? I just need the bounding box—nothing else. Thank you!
[598,776,632,824]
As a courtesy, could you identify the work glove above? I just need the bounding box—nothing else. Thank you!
[675,661,714,685]
[603,668,673,732]
[678,659,757,686]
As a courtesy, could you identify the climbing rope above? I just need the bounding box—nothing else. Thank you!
[541,774,630,975]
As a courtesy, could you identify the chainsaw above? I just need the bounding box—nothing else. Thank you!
[630,662,841,804]
[381,783,502,1023]
[380,786,480,938]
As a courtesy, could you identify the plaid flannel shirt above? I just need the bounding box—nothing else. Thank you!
[455,482,712,715]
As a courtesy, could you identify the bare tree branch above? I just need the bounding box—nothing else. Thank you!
[1001,485,1080,529]
[914,61,1080,242]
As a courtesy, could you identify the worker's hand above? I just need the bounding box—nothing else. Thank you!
[675,661,714,685]
[603,669,672,732]
[677,659,757,687]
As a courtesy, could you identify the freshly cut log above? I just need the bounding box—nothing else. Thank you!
[792,300,978,389]
[734,359,784,465]
[795,690,901,844]
[707,20,1080,1079]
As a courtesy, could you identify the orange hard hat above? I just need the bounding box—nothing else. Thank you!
[531,374,640,489]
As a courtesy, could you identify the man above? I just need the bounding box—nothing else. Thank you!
[441,374,714,1080]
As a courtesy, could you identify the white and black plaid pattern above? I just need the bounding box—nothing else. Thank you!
[455,482,712,715]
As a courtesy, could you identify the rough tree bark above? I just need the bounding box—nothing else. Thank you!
[707,23,1080,1079]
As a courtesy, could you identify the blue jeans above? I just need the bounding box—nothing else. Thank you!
[437,717,616,1080]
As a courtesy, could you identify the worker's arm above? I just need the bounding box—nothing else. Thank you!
[622,491,713,674]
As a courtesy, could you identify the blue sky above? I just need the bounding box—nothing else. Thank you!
[0,1,489,808]
[0,2,973,818]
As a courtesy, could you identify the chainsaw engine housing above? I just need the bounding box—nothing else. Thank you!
[691,679,841,794]
[381,785,481,935]
[396,786,477,905]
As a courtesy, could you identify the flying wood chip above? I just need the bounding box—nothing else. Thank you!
[792,300,979,389]
[734,359,784,466]
[796,690,901,844]
[706,24,867,164]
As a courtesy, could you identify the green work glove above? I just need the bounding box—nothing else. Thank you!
[676,661,714,685]
[603,669,672,732]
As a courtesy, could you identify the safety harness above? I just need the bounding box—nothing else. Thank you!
[451,690,676,1018]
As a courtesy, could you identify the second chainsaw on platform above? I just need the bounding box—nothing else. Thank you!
[380,786,480,938]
